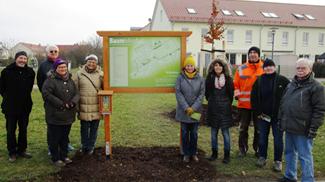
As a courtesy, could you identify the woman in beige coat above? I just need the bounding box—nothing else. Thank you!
[74,54,103,155]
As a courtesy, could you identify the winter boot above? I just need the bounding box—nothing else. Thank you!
[222,150,230,163]
[208,148,218,161]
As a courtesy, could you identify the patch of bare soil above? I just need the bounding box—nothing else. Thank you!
[50,146,217,182]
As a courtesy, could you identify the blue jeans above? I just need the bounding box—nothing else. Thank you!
[284,132,314,182]
[181,122,199,156]
[80,120,100,149]
[211,127,231,151]
[48,123,71,163]
[258,117,283,161]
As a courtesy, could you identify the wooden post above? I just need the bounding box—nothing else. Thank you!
[105,114,112,155]
[222,40,226,61]
[212,47,215,60]
[199,37,204,76]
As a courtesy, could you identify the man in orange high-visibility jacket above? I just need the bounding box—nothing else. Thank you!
[234,46,264,158]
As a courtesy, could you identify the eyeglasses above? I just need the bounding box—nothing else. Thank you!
[50,50,58,53]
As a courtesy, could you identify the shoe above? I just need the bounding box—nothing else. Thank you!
[19,152,32,158]
[79,148,87,154]
[63,158,72,164]
[183,156,190,163]
[237,151,246,158]
[52,160,66,167]
[8,155,16,163]
[48,150,51,156]
[256,157,266,167]
[68,144,74,151]
[87,148,94,155]
[208,148,218,161]
[192,155,199,162]
[222,150,230,163]
[274,161,282,172]
[277,176,297,182]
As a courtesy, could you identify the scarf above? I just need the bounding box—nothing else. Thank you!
[215,73,226,89]
[55,71,70,81]
[85,65,97,73]
[185,70,196,79]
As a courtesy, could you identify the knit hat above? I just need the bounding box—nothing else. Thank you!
[85,54,98,63]
[184,55,196,67]
[263,58,276,68]
[53,59,67,70]
[248,46,260,57]
[15,51,27,60]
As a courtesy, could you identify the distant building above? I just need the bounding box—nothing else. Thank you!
[0,42,9,60]
[10,42,47,58]
[149,0,325,67]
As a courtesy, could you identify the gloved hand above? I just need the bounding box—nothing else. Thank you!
[235,97,238,100]
[59,104,66,110]
[66,101,76,109]
[307,128,317,139]
[187,108,195,116]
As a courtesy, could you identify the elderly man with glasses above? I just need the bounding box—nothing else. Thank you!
[37,45,75,155]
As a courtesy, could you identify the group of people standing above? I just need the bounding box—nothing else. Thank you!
[1,45,103,167]
[175,46,325,182]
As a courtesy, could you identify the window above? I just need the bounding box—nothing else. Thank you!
[186,8,196,14]
[261,12,278,18]
[245,30,252,44]
[186,52,192,58]
[242,54,247,64]
[304,14,315,20]
[221,9,232,16]
[234,10,245,16]
[292,13,304,20]
[202,29,208,43]
[299,55,309,59]
[182,28,189,43]
[267,31,273,45]
[227,30,234,44]
[282,32,288,45]
[204,53,212,67]
[319,33,324,46]
[226,53,236,65]
[303,32,309,46]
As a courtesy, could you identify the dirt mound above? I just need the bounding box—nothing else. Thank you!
[162,104,240,126]
[51,146,217,182]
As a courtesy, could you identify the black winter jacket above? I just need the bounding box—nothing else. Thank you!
[42,70,79,125]
[278,72,325,135]
[251,72,290,118]
[205,75,234,129]
[0,63,35,115]
[37,57,55,92]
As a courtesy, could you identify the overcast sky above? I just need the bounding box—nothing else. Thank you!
[1,0,324,47]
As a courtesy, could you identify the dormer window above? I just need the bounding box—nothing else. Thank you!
[292,13,304,20]
[187,8,197,14]
[305,14,316,20]
[221,9,232,16]
[234,10,245,16]
[261,12,278,18]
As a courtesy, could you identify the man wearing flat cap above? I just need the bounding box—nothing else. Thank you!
[0,51,35,163]
[234,46,264,158]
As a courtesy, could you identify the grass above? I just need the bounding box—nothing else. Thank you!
[0,75,325,181]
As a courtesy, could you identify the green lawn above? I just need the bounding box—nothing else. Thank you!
[0,72,324,181]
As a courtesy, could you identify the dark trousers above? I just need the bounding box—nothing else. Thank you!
[238,108,259,153]
[6,114,30,156]
[48,123,71,163]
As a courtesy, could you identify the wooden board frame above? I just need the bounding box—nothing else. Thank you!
[97,31,192,93]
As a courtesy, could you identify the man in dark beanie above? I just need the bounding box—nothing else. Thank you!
[0,51,35,163]
[234,46,264,158]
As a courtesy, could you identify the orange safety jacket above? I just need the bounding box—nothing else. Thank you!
[234,59,264,109]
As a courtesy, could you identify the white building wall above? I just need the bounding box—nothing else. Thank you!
[151,1,172,31]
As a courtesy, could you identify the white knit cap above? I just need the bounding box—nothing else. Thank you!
[85,54,98,63]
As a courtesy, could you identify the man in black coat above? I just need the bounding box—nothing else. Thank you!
[0,51,35,163]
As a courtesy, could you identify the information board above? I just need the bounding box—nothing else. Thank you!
[97,31,192,93]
